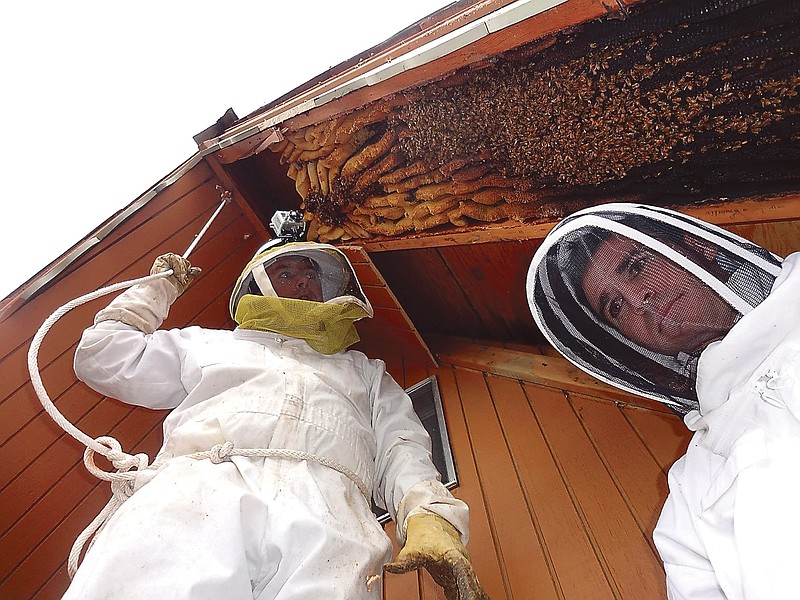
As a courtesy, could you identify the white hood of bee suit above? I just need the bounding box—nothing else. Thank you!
[526,203,782,415]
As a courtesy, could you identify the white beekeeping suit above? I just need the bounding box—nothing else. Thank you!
[527,203,800,599]
[66,242,488,600]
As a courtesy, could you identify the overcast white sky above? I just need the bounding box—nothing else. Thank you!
[0,1,448,300]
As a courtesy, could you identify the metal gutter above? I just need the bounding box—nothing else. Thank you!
[315,0,567,105]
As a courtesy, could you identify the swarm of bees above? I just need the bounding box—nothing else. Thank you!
[269,0,800,243]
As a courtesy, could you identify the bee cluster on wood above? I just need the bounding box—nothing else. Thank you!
[269,0,800,243]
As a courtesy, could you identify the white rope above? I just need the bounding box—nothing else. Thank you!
[25,197,236,577]
[28,272,169,456]
[27,271,169,577]
[64,438,370,577]
[185,442,371,500]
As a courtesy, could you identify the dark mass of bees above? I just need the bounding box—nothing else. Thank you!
[269,0,800,243]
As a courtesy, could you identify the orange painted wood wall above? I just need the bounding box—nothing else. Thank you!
[7,205,795,598]
[377,214,800,599]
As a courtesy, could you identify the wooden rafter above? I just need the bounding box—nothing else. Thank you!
[356,193,800,252]
[430,334,680,413]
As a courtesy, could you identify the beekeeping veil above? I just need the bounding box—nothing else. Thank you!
[527,203,782,415]
[230,241,373,354]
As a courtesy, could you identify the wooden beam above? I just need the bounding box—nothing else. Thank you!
[428,334,673,413]
[357,192,800,252]
[358,219,555,251]
[680,194,800,227]
[202,153,271,240]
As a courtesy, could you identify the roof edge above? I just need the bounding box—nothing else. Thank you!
[199,0,534,151]
[0,151,207,322]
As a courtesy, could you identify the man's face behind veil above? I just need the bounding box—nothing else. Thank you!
[266,256,324,302]
[581,234,739,356]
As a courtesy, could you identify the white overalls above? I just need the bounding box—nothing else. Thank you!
[66,281,467,599]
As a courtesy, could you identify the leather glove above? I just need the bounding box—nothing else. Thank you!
[94,253,200,333]
[150,253,200,295]
[384,512,489,600]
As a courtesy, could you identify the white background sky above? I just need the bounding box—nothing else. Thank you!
[0,1,448,300]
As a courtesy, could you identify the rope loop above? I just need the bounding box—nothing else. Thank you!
[83,436,150,489]
[69,436,154,576]
[209,441,235,464]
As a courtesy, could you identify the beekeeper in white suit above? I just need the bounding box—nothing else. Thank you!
[527,203,799,599]
[66,240,488,600]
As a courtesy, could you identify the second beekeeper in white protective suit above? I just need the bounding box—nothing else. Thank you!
[527,203,800,600]
[67,240,489,600]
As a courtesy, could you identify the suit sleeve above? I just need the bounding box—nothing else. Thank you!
[653,455,726,600]
[368,359,469,544]
[73,278,191,409]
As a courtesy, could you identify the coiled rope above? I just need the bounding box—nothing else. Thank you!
[27,271,167,577]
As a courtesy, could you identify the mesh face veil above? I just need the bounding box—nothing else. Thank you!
[229,242,373,354]
[230,241,372,317]
[526,203,783,415]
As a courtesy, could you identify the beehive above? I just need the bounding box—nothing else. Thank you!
[270,0,800,243]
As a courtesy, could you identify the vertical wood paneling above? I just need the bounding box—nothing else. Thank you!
[486,374,616,600]
[621,406,690,474]
[527,384,667,598]
[382,356,423,599]
[0,383,87,491]
[457,368,559,600]
[385,352,688,600]
[433,367,506,596]
[569,394,669,543]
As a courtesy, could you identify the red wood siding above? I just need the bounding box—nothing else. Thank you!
[0,161,261,599]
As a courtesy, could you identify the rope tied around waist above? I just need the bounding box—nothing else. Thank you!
[188,442,371,500]
[66,438,371,578]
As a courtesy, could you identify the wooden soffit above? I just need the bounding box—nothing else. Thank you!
[340,245,437,368]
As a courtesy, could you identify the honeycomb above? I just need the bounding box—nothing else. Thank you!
[268,0,800,242]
